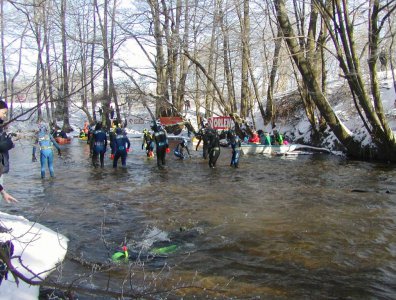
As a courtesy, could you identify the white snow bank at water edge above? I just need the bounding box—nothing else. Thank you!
[0,212,68,300]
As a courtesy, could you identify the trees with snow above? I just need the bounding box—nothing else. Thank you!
[0,0,395,160]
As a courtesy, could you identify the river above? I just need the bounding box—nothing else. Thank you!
[3,137,396,299]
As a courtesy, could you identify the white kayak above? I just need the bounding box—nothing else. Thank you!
[0,212,68,300]
[240,143,331,156]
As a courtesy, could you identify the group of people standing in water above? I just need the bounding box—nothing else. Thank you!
[127,119,242,169]
[30,117,288,179]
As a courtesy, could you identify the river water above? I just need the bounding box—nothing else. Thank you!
[3,137,396,299]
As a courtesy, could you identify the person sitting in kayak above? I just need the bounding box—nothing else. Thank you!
[260,131,271,145]
[273,129,284,145]
[52,125,68,139]
[248,130,260,144]
[174,139,190,159]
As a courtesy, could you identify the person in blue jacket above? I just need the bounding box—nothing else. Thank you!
[112,127,130,168]
[152,122,168,169]
[32,124,61,179]
[90,122,107,168]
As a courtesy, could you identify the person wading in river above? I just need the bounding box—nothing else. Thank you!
[152,121,169,169]
[112,127,130,168]
[90,122,107,168]
[32,124,62,179]
[207,129,221,168]
[142,128,154,158]
[195,122,211,159]
[228,129,241,168]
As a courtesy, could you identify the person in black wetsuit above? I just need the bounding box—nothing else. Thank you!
[207,129,220,168]
[228,130,241,168]
[112,127,130,168]
[174,139,190,159]
[152,122,169,169]
[90,122,107,168]
[0,100,17,203]
[195,122,211,159]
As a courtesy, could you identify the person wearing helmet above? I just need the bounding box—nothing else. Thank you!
[174,138,190,159]
[90,122,107,168]
[32,123,62,179]
[142,128,154,158]
[152,121,168,169]
[112,127,130,168]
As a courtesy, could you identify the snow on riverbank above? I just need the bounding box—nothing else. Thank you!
[0,212,68,299]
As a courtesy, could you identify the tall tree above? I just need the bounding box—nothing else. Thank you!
[240,0,250,118]
[61,0,71,132]
[275,0,396,161]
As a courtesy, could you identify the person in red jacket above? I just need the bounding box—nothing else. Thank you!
[248,130,260,144]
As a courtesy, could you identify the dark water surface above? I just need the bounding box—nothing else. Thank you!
[3,138,396,299]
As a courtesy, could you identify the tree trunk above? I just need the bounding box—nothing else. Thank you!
[219,3,236,114]
[240,0,250,119]
[266,26,282,126]
[204,0,218,117]
[61,0,71,132]
[1,0,7,104]
[91,0,97,122]
[148,0,168,118]
[274,0,364,157]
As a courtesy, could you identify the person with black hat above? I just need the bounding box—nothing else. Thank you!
[0,100,17,203]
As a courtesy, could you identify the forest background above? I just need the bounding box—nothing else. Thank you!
[1,0,396,161]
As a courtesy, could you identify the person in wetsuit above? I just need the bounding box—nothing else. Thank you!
[52,125,68,139]
[152,122,169,169]
[32,124,62,179]
[142,128,154,158]
[0,100,17,203]
[174,139,190,159]
[90,122,107,168]
[228,130,241,168]
[195,122,210,159]
[112,127,130,168]
[207,129,220,168]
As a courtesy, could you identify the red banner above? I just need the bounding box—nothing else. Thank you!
[208,116,233,130]
[159,117,184,125]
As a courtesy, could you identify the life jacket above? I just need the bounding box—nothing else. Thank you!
[144,132,153,144]
[38,133,53,150]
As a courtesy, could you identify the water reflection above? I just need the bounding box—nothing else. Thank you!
[2,138,396,298]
